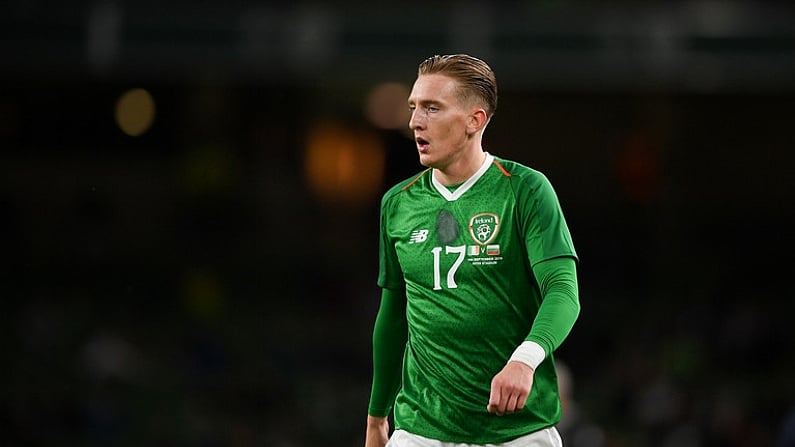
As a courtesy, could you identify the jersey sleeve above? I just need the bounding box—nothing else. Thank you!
[367,287,408,416]
[377,190,405,290]
[514,169,579,356]
[526,256,580,356]
[516,172,577,265]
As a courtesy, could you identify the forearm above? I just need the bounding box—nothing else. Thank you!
[368,287,408,417]
[518,257,580,364]
[365,414,390,447]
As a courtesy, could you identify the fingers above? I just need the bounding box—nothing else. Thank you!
[487,389,526,415]
[487,398,524,414]
[487,364,533,416]
[506,392,520,413]
[515,391,529,410]
[488,390,526,415]
[487,384,502,415]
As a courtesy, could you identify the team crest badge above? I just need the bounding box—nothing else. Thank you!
[469,213,500,245]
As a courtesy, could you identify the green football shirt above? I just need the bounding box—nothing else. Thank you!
[377,153,578,443]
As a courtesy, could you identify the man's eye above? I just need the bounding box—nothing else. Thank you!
[427,106,439,112]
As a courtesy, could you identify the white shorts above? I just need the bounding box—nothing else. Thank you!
[386,427,563,447]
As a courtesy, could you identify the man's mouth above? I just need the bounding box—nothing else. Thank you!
[416,137,430,151]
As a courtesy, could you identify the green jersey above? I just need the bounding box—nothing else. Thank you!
[377,153,577,443]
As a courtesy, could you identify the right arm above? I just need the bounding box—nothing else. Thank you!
[365,287,408,447]
[365,415,390,447]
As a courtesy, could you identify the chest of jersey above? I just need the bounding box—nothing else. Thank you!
[390,177,526,294]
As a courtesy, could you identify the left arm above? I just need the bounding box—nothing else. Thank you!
[524,255,580,358]
[487,256,579,415]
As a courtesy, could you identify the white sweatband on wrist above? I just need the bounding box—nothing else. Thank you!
[509,341,546,370]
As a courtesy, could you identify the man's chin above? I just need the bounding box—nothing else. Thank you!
[418,152,435,167]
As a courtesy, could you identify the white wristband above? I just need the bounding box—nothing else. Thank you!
[508,341,546,370]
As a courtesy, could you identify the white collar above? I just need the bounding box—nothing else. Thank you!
[432,152,494,201]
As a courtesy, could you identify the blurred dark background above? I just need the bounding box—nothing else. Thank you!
[2,1,794,446]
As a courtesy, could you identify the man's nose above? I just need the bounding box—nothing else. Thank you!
[409,109,424,129]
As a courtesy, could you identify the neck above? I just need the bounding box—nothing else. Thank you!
[433,148,487,186]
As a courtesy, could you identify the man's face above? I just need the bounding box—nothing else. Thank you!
[407,74,473,169]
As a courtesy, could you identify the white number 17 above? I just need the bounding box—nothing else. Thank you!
[431,245,466,290]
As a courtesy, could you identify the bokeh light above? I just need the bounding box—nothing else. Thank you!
[365,82,411,130]
[304,121,385,205]
[115,88,156,137]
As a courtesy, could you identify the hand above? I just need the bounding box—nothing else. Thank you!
[487,360,535,416]
[365,415,390,447]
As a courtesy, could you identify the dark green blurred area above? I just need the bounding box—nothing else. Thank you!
[2,2,794,446]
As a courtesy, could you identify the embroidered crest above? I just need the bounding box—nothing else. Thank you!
[468,213,500,245]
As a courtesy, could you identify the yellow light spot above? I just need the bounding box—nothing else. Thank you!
[304,121,385,205]
[115,88,155,136]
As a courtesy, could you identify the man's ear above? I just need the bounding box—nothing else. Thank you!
[467,108,489,135]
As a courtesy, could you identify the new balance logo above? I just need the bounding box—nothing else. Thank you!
[409,229,429,244]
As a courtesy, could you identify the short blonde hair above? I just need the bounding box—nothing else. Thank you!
[417,54,498,118]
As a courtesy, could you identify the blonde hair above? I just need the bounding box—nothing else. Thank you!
[417,54,498,118]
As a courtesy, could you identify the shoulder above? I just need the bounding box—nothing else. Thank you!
[381,169,431,206]
[492,156,552,190]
